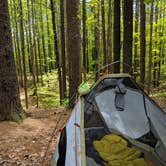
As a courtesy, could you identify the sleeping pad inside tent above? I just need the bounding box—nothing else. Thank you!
[51,74,166,166]
[94,134,147,166]
[85,130,153,166]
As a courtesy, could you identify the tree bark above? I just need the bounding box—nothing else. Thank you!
[27,0,38,107]
[60,0,67,98]
[157,4,162,87]
[40,2,48,73]
[13,1,24,87]
[161,2,165,66]
[93,1,100,80]
[50,0,63,104]
[107,0,113,70]
[66,0,81,107]
[148,0,154,93]
[140,0,146,84]
[153,2,158,87]
[101,0,107,66]
[133,0,139,79]
[0,0,24,121]
[19,0,28,109]
[46,0,54,72]
[82,0,88,80]
[113,0,121,73]
[36,20,44,86]
[25,21,32,74]
[31,0,39,83]
[123,0,133,73]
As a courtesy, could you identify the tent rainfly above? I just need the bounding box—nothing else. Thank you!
[51,74,166,166]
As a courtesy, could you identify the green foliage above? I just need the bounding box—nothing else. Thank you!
[12,111,26,123]
[29,71,62,108]
[158,92,166,97]
[8,0,166,110]
[144,0,152,5]
[78,82,91,95]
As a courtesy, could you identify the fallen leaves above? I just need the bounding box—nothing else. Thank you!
[0,109,69,166]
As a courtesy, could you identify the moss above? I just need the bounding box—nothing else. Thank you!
[153,92,166,97]
[158,92,166,97]
[11,111,26,123]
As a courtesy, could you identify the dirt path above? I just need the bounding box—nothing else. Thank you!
[0,109,70,166]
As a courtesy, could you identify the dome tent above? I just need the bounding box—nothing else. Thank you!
[51,74,166,166]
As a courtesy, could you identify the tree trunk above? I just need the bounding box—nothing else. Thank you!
[123,0,133,73]
[82,0,88,80]
[101,0,107,66]
[46,0,54,72]
[60,0,67,98]
[40,2,48,73]
[107,0,113,71]
[153,2,158,87]
[148,0,154,93]
[161,2,165,66]
[140,0,146,84]
[113,0,121,73]
[25,22,32,74]
[133,0,139,79]
[31,0,39,83]
[19,0,28,109]
[157,5,162,87]
[9,0,19,79]
[50,0,63,104]
[66,0,81,107]
[27,0,38,107]
[94,1,100,80]
[13,1,24,87]
[0,0,25,121]
[36,22,44,86]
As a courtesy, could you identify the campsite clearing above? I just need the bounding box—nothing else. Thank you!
[0,107,70,166]
[0,94,165,166]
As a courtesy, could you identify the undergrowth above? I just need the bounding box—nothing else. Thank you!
[30,71,62,108]
[28,71,165,108]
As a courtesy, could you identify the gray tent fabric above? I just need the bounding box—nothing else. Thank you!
[86,157,100,166]
[95,88,150,139]
[114,79,127,111]
[145,98,166,162]
[51,74,166,166]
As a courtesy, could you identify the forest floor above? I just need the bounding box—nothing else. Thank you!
[0,89,165,166]
[0,92,70,166]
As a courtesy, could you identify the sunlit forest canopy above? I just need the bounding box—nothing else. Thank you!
[7,0,166,108]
